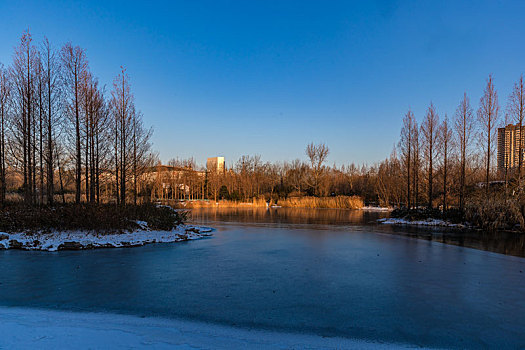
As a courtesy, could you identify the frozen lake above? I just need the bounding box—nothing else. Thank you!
[1,207,525,348]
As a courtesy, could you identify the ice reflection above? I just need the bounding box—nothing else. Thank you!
[189,207,525,257]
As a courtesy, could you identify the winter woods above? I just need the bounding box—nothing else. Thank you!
[0,30,152,206]
[393,74,525,218]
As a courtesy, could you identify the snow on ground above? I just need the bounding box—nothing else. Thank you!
[360,206,392,212]
[0,307,433,350]
[0,224,213,252]
[377,217,465,228]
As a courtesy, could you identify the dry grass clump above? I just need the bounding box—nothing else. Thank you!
[465,197,522,231]
[278,196,364,209]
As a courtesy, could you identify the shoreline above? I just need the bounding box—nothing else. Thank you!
[0,306,429,349]
[377,217,468,228]
[377,217,525,237]
[0,224,213,252]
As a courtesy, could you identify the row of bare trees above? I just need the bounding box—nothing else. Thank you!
[397,74,525,211]
[157,143,390,203]
[0,30,153,206]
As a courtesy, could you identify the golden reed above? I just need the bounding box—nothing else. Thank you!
[171,196,363,209]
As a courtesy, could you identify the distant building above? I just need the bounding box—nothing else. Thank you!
[498,124,525,171]
[142,164,206,201]
[207,157,225,174]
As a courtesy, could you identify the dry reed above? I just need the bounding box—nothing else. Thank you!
[278,196,364,209]
[170,196,363,209]
[171,198,268,208]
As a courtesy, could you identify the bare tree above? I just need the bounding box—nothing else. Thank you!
[41,37,61,205]
[131,110,152,204]
[421,103,439,208]
[11,30,37,204]
[454,93,474,211]
[305,142,329,196]
[477,75,499,196]
[508,75,525,184]
[0,64,10,205]
[36,52,45,204]
[111,67,136,205]
[411,119,421,208]
[61,42,88,203]
[285,159,308,195]
[438,115,453,211]
[399,109,415,208]
[79,73,108,203]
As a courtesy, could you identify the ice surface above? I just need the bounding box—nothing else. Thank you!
[0,307,430,349]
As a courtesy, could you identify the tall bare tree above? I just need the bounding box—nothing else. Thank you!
[131,110,152,204]
[11,30,37,204]
[439,115,453,211]
[399,109,415,208]
[508,75,525,184]
[454,93,474,211]
[0,64,10,205]
[411,119,421,208]
[477,75,499,196]
[41,37,60,205]
[35,52,45,204]
[90,83,108,203]
[421,103,439,209]
[111,67,135,204]
[61,42,88,203]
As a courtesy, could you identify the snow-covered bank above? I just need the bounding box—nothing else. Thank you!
[0,224,213,252]
[0,307,432,349]
[377,217,466,228]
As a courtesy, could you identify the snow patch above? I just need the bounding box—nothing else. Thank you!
[377,217,465,228]
[360,206,392,212]
[0,224,213,252]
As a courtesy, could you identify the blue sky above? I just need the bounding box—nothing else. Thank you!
[1,1,524,167]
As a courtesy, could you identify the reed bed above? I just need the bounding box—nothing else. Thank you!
[171,196,364,209]
[171,198,269,208]
[278,196,364,209]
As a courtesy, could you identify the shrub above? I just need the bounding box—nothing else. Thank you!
[0,203,185,234]
[465,198,521,231]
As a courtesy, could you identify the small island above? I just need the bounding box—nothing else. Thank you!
[0,203,212,251]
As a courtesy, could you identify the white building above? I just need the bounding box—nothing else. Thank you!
[207,157,225,174]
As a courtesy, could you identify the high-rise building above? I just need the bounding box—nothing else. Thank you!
[497,124,525,171]
[207,156,225,174]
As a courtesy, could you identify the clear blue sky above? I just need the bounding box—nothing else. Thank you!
[1,0,524,167]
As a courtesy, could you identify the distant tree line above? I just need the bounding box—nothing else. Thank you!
[166,75,525,220]
[160,143,380,204]
[0,30,153,206]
